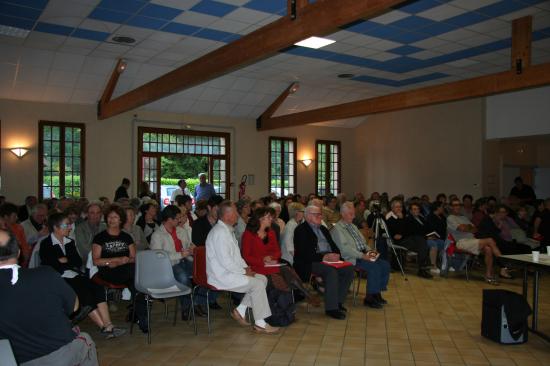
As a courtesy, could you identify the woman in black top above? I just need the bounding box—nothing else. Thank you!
[136,202,159,243]
[40,212,125,338]
[92,205,136,289]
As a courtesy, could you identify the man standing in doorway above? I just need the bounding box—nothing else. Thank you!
[170,179,191,204]
[194,173,216,202]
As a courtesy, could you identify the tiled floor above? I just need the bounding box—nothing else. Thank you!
[86,270,550,366]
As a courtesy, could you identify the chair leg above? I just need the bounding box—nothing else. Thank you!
[164,300,168,320]
[206,290,211,334]
[146,296,152,344]
[227,291,232,316]
[353,273,361,306]
[465,258,470,281]
[190,292,197,335]
[130,294,137,334]
[173,297,178,326]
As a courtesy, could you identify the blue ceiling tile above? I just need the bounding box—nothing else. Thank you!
[97,0,147,13]
[446,11,489,27]
[477,1,526,17]
[387,31,430,44]
[89,8,132,23]
[138,3,183,20]
[35,22,74,36]
[389,45,424,55]
[194,27,234,41]
[127,15,168,30]
[223,33,241,42]
[390,15,437,31]
[393,0,442,14]
[341,20,379,34]
[162,22,201,36]
[353,74,400,86]
[0,2,42,20]
[420,21,457,36]
[191,0,237,17]
[244,0,287,14]
[365,25,403,39]
[0,14,35,29]
[1,0,49,9]
[73,28,110,41]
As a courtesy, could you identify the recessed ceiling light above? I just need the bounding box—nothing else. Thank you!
[337,73,355,79]
[294,36,335,49]
[0,24,30,38]
[112,36,136,44]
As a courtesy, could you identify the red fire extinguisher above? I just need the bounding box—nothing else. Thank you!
[238,175,247,199]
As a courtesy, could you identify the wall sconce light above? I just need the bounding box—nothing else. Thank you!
[10,147,29,158]
[299,159,312,167]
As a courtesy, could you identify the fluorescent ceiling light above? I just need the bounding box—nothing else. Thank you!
[294,36,335,49]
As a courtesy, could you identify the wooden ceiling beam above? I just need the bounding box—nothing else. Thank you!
[98,59,125,113]
[257,62,550,131]
[257,82,298,128]
[511,16,532,71]
[98,0,406,119]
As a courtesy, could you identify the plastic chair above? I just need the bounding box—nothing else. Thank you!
[131,250,197,343]
[0,339,17,366]
[27,241,41,268]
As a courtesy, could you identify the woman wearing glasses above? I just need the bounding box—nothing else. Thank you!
[40,212,126,338]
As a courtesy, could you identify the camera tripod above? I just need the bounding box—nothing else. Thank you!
[370,212,408,280]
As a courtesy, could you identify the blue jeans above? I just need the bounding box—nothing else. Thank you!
[355,258,390,295]
[172,260,194,310]
[427,238,445,250]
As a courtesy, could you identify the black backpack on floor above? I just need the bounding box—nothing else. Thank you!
[265,286,296,327]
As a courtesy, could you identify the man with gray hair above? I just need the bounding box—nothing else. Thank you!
[332,202,390,308]
[20,203,49,247]
[0,230,98,365]
[75,202,106,263]
[206,201,279,334]
[293,205,354,320]
[194,173,216,201]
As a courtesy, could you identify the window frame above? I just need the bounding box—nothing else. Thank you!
[268,136,297,197]
[38,120,86,199]
[315,140,341,197]
[137,126,231,199]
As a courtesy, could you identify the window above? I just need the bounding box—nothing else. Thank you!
[39,121,85,199]
[316,140,341,196]
[138,127,230,199]
[269,137,296,197]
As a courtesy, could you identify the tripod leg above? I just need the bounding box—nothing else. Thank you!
[378,218,407,280]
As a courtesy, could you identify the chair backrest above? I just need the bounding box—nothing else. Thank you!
[135,250,178,294]
[192,246,208,287]
[28,241,41,268]
[0,339,17,366]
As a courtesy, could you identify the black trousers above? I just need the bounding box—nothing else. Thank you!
[398,236,429,269]
[65,276,105,310]
[310,263,354,311]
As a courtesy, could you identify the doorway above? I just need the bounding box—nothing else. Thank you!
[138,127,230,204]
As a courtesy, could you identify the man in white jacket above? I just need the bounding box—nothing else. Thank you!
[206,201,279,334]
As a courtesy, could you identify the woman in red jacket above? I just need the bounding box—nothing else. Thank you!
[241,207,320,307]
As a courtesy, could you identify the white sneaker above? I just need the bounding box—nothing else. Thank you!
[449,267,456,272]
[430,268,440,274]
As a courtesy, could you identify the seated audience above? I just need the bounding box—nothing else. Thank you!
[138,181,157,201]
[234,199,250,248]
[471,198,489,228]
[293,205,355,320]
[17,195,38,222]
[332,202,390,308]
[281,202,304,264]
[322,196,341,228]
[0,202,32,266]
[510,176,536,205]
[136,202,159,243]
[407,202,445,274]
[269,201,286,237]
[175,194,196,226]
[114,178,130,202]
[533,198,550,245]
[206,201,279,334]
[92,205,136,290]
[21,203,49,247]
[385,199,432,279]
[150,205,199,319]
[122,206,148,251]
[447,198,501,284]
[462,194,474,220]
[0,230,98,365]
[241,207,320,307]
[40,212,125,339]
[75,202,105,263]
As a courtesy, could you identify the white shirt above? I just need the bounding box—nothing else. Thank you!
[171,187,191,203]
[281,218,300,264]
[206,220,248,289]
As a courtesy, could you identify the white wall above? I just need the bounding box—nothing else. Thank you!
[486,86,550,139]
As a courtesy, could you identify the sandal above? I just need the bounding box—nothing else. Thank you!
[499,268,513,279]
[101,326,127,339]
